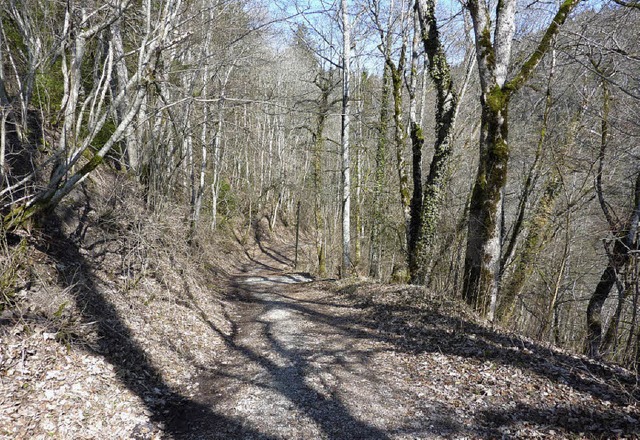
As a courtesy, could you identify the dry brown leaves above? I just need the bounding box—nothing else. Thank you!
[0,322,161,439]
[328,281,640,438]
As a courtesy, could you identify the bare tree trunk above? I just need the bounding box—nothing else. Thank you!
[0,109,7,183]
[313,76,331,277]
[111,17,139,170]
[193,78,209,229]
[341,0,352,277]
[210,93,225,231]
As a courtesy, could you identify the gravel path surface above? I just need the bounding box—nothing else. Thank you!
[178,266,426,439]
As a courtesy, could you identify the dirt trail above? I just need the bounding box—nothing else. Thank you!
[173,248,440,439]
[169,244,640,439]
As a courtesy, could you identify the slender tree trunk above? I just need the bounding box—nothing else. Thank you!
[192,76,209,230]
[0,110,7,183]
[313,76,331,277]
[500,48,556,276]
[496,173,560,321]
[341,0,352,277]
[111,18,139,171]
[407,9,423,281]
[390,51,411,232]
[601,280,626,356]
[210,94,225,230]
[354,141,362,270]
[0,28,8,183]
[369,63,391,279]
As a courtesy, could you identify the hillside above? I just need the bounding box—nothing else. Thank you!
[1,170,639,439]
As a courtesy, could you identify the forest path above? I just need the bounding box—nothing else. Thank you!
[175,243,444,439]
[170,240,640,439]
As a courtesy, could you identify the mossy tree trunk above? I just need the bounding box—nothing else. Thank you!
[462,0,580,318]
[371,0,411,266]
[463,91,510,317]
[495,173,560,322]
[312,75,332,278]
[387,45,411,236]
[409,0,459,285]
[369,63,391,279]
[406,9,423,284]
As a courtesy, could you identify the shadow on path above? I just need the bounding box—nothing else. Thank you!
[199,271,640,438]
[38,212,275,439]
[188,274,392,439]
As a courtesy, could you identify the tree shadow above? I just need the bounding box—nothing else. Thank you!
[184,276,394,439]
[368,302,639,404]
[30,202,640,438]
[213,276,640,437]
[329,286,640,436]
[475,402,640,438]
[231,229,282,273]
[36,212,276,439]
[256,238,294,267]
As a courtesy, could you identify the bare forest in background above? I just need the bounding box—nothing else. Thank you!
[1,0,639,370]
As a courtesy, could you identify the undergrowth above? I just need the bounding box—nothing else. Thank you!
[0,232,27,312]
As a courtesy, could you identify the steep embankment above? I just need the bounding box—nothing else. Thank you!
[1,171,639,439]
[1,171,255,439]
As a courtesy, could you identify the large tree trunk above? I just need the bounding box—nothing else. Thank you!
[462,0,579,317]
[463,97,509,317]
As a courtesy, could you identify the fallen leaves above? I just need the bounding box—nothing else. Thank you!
[1,325,162,439]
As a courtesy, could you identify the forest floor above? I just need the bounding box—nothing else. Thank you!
[1,183,640,439]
